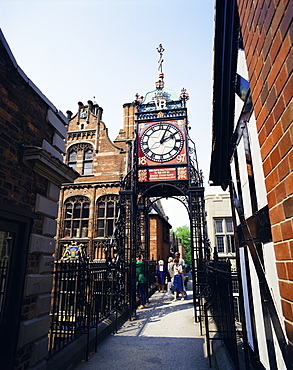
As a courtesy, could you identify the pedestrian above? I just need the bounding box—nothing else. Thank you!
[174,252,187,298]
[174,251,185,267]
[136,252,146,309]
[167,257,174,296]
[172,258,185,301]
[156,259,168,292]
[183,265,189,289]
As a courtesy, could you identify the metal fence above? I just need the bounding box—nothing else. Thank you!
[48,259,157,358]
[203,260,239,369]
[0,259,8,316]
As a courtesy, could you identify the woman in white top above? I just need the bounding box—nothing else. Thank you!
[172,258,185,301]
[156,260,168,292]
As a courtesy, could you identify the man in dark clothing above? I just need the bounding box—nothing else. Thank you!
[136,253,146,309]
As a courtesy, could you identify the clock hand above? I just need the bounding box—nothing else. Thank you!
[161,132,176,144]
[160,128,170,143]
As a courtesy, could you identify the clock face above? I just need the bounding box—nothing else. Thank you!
[140,123,184,163]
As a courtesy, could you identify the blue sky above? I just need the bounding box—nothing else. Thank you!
[0,0,223,229]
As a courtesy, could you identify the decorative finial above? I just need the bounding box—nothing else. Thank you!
[180,87,190,107]
[134,92,144,105]
[157,44,165,73]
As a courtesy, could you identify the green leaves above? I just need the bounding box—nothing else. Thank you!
[173,225,191,265]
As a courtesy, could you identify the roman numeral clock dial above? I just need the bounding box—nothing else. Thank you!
[140,123,184,163]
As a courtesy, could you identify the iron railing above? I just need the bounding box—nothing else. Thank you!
[0,259,8,316]
[203,259,239,369]
[48,259,157,358]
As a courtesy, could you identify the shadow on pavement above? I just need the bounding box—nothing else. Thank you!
[75,288,211,370]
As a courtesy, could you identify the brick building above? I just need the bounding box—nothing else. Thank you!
[149,203,172,262]
[56,100,171,261]
[0,30,77,369]
[56,100,128,260]
[210,1,292,368]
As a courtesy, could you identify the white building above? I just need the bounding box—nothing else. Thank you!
[205,193,240,321]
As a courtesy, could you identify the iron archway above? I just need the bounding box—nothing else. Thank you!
[114,168,209,318]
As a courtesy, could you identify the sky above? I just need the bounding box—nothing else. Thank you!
[0,0,224,229]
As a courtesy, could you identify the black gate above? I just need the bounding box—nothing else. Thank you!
[48,258,157,359]
[203,259,239,369]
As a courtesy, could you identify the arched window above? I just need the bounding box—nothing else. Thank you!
[67,144,94,175]
[96,195,118,238]
[68,150,77,170]
[83,149,93,175]
[63,196,90,238]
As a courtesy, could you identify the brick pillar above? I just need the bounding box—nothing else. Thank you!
[123,103,136,140]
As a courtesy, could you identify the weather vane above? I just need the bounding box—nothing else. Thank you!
[157,44,165,73]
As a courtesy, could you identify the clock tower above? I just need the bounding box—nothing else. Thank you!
[134,44,190,193]
[115,45,208,315]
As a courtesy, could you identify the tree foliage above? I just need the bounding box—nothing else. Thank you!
[172,225,191,265]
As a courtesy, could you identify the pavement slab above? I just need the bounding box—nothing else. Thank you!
[75,284,211,370]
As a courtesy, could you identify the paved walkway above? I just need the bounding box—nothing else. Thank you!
[75,281,211,370]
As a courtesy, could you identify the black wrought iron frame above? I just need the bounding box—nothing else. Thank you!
[110,116,211,326]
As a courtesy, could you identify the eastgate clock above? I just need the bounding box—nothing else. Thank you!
[140,122,184,163]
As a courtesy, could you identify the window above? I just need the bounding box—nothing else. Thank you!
[227,234,235,253]
[215,220,223,233]
[68,150,77,170]
[233,297,240,321]
[214,218,235,254]
[67,144,94,175]
[226,219,233,233]
[216,236,225,253]
[232,278,239,294]
[83,149,93,175]
[96,195,118,238]
[63,196,90,238]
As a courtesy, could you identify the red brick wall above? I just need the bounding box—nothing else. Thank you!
[0,49,53,215]
[237,0,293,345]
[0,36,66,369]
[149,215,170,262]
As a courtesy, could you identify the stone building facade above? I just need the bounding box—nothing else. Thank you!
[210,1,292,368]
[205,193,235,258]
[56,100,131,260]
[0,30,77,369]
[56,100,170,261]
[205,193,240,320]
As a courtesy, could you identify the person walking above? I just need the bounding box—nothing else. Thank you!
[172,258,185,301]
[156,259,168,292]
[136,253,146,309]
[167,257,174,296]
[174,251,185,267]
[175,251,187,298]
